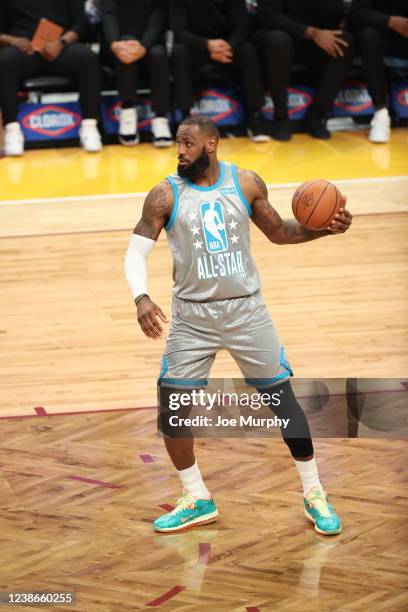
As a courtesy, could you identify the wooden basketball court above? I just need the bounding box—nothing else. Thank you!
[0,130,407,610]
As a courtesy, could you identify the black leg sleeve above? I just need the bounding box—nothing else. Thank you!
[259,380,314,458]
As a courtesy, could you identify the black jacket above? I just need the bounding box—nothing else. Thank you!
[0,0,86,38]
[101,0,166,48]
[256,0,345,40]
[351,0,408,30]
[170,0,249,52]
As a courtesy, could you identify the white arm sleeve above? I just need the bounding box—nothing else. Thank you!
[124,233,156,300]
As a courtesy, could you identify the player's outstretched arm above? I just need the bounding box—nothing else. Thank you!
[125,180,173,340]
[238,169,352,244]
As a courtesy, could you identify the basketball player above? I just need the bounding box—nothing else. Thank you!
[125,115,352,535]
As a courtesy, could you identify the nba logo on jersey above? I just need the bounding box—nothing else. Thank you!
[200,201,229,254]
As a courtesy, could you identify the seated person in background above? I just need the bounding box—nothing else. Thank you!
[84,0,102,42]
[170,0,270,142]
[254,0,354,141]
[351,0,408,143]
[101,0,172,147]
[0,0,102,156]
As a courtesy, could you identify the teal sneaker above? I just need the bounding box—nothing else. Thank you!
[154,492,218,533]
[304,486,342,535]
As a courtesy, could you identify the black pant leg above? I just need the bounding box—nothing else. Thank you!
[51,43,100,118]
[146,44,171,116]
[298,32,354,114]
[387,29,408,59]
[112,56,138,106]
[358,27,387,109]
[172,43,210,112]
[254,30,295,118]
[234,41,266,112]
[0,47,48,124]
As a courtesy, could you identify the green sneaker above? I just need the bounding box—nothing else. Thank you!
[154,492,218,533]
[304,486,342,535]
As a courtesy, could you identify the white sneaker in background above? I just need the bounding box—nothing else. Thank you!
[4,122,24,156]
[79,119,102,152]
[151,116,173,148]
[369,108,391,144]
[119,107,139,146]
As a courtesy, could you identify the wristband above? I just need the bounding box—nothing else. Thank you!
[135,293,149,306]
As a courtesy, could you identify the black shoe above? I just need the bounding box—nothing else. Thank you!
[246,112,271,143]
[271,117,292,141]
[304,107,331,140]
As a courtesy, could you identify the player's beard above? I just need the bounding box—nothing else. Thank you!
[177,147,210,182]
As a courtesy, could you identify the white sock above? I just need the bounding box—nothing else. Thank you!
[294,457,323,497]
[177,462,211,499]
[81,118,97,128]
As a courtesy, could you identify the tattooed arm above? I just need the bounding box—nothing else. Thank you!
[238,169,351,244]
[126,180,173,339]
[133,179,173,239]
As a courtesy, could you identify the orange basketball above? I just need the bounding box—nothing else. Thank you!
[292,180,343,230]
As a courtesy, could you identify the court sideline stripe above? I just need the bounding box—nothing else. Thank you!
[0,405,157,421]
[0,209,407,240]
[1,175,407,206]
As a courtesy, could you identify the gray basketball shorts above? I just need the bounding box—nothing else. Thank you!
[158,291,293,388]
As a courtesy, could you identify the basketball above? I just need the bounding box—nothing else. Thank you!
[292,179,343,230]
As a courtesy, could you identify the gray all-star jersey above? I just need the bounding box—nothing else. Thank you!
[164,161,261,301]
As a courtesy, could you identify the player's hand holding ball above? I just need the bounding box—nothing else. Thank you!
[327,199,352,234]
[292,179,352,234]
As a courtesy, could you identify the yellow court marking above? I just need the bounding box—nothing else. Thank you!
[0,129,407,201]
